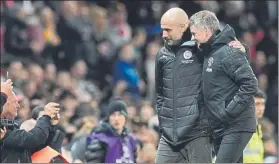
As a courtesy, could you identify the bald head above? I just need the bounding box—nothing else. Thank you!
[161,8,188,25]
[160,8,189,46]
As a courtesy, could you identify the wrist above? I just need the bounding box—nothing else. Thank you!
[41,115,52,120]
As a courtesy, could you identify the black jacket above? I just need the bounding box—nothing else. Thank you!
[156,33,209,146]
[0,116,56,163]
[201,25,258,138]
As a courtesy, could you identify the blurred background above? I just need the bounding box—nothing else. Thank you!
[0,0,278,163]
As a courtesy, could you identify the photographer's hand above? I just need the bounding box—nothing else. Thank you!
[44,102,60,119]
[51,113,60,125]
[0,126,7,140]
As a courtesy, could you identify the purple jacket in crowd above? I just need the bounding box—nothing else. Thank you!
[85,122,137,163]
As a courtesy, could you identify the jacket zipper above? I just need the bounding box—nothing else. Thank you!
[172,52,177,144]
[202,57,214,137]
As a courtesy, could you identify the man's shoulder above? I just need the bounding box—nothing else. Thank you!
[219,45,247,62]
[156,47,170,62]
[213,45,242,60]
[157,46,167,55]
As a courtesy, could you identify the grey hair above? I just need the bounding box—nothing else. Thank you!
[189,10,220,32]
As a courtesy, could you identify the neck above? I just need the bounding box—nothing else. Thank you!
[205,35,212,43]
[256,118,259,125]
[205,30,214,43]
[116,128,124,135]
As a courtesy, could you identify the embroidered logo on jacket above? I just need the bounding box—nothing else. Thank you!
[206,57,214,72]
[182,50,194,64]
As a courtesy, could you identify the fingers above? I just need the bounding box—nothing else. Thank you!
[5,79,12,84]
[45,102,60,112]
[0,127,6,139]
[228,41,240,46]
[47,102,60,107]
[52,107,60,112]
[228,41,244,50]
[44,102,60,119]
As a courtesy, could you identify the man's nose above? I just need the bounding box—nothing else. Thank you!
[162,31,168,38]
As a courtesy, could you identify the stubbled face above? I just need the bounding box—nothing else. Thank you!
[190,25,209,45]
[109,111,126,133]
[254,97,265,120]
[160,18,186,46]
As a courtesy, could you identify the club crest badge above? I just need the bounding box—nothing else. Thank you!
[183,51,192,59]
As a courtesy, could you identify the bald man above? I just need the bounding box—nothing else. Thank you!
[155,8,247,163]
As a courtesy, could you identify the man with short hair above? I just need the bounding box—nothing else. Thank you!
[0,81,61,163]
[0,79,12,141]
[155,8,248,163]
[243,89,266,163]
[189,10,258,163]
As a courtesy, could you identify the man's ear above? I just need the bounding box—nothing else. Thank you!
[181,24,188,33]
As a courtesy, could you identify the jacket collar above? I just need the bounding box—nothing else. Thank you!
[199,24,236,56]
[165,28,192,52]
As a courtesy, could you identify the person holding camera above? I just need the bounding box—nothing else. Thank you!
[0,79,61,163]
[1,79,13,146]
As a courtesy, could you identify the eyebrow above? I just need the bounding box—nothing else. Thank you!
[161,27,171,30]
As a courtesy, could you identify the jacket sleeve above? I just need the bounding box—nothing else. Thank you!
[85,139,107,163]
[2,115,54,150]
[221,49,258,118]
[31,128,65,154]
[155,51,164,113]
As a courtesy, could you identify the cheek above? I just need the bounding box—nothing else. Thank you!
[195,34,202,40]
[120,117,126,125]
[109,117,115,124]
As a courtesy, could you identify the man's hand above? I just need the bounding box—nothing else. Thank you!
[44,102,60,119]
[0,127,6,140]
[228,40,246,53]
[1,79,13,96]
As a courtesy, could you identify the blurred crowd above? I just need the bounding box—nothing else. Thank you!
[0,0,277,163]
